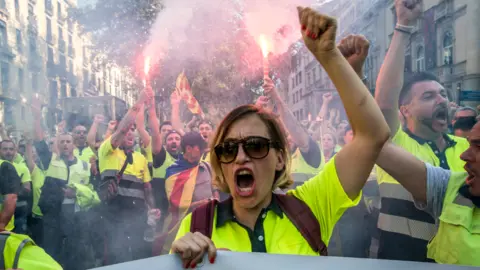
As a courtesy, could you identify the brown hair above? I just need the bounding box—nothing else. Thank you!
[210,105,292,193]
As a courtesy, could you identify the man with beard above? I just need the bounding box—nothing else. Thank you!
[0,140,31,234]
[374,0,469,262]
[72,124,95,163]
[198,119,214,162]
[153,131,216,254]
[98,89,160,264]
[375,121,480,266]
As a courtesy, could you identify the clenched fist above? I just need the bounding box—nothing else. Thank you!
[396,0,423,26]
[297,6,337,56]
[171,232,217,269]
[337,34,370,76]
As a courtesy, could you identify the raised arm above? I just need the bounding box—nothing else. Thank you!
[111,89,152,148]
[147,96,163,155]
[135,104,151,148]
[299,7,390,199]
[376,142,427,203]
[87,114,103,151]
[375,0,422,134]
[264,78,310,151]
[170,91,185,136]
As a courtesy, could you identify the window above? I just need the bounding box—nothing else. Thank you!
[58,27,63,41]
[0,0,5,9]
[60,81,67,97]
[68,34,72,46]
[57,2,62,18]
[47,47,54,63]
[59,54,66,69]
[291,78,294,89]
[300,89,303,99]
[312,67,316,83]
[0,21,7,47]
[295,74,299,85]
[28,3,34,17]
[18,68,24,92]
[416,46,425,72]
[29,35,36,53]
[14,0,20,19]
[16,29,22,53]
[1,62,9,91]
[31,72,38,91]
[299,71,302,83]
[307,72,311,86]
[443,32,453,65]
[46,17,52,38]
[69,60,73,73]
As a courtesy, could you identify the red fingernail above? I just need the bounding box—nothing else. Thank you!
[209,257,216,264]
[301,25,306,30]
[184,262,189,269]
[312,33,317,39]
[191,263,196,268]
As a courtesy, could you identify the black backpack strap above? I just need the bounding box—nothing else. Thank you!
[0,233,9,269]
[190,199,218,238]
[275,194,328,256]
[13,238,33,269]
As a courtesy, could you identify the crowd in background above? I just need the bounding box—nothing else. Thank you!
[0,1,478,269]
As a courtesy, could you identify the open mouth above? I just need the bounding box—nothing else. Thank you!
[433,108,448,124]
[234,168,255,197]
[465,165,476,186]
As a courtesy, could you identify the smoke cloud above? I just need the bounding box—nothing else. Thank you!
[144,0,312,72]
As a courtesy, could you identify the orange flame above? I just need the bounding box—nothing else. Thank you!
[259,34,269,58]
[144,56,151,75]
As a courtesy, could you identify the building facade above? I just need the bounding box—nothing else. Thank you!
[288,0,479,121]
[0,0,134,132]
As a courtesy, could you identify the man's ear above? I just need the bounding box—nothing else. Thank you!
[275,150,285,171]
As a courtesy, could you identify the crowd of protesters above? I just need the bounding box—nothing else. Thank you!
[0,1,478,269]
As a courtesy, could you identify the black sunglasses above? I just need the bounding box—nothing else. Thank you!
[214,136,280,164]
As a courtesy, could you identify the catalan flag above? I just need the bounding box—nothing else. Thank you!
[175,71,204,117]
[153,166,199,255]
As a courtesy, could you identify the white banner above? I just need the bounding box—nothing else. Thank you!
[91,251,477,270]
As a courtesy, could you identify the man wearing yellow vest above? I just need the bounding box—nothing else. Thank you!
[258,80,323,188]
[0,160,19,232]
[98,88,160,265]
[149,98,181,220]
[0,231,62,270]
[374,0,469,261]
[72,124,95,163]
[376,121,480,266]
[0,140,32,235]
[32,109,100,270]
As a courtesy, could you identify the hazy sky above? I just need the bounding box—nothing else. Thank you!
[77,0,97,7]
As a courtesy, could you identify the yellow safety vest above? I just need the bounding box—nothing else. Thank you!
[74,147,95,163]
[0,160,15,231]
[427,171,479,266]
[0,232,62,270]
[290,146,324,184]
[152,150,176,180]
[45,156,99,209]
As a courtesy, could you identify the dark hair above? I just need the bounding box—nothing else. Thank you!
[399,72,441,106]
[198,119,214,129]
[453,116,477,132]
[160,121,172,131]
[164,130,181,142]
[0,140,15,148]
[181,132,206,153]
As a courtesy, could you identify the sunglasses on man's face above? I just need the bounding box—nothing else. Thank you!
[214,136,280,164]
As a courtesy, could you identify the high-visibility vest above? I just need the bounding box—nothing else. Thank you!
[45,156,98,209]
[427,171,479,266]
[0,232,62,269]
[152,150,176,180]
[74,147,95,163]
[290,146,324,185]
[0,160,15,231]
[12,162,31,208]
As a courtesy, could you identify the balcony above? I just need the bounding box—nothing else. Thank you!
[0,43,15,59]
[27,15,38,35]
[46,34,56,45]
[434,1,453,21]
[59,39,66,53]
[0,6,9,22]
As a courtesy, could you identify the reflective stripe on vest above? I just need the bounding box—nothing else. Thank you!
[0,233,34,269]
[152,150,176,180]
[377,182,437,241]
[101,170,145,200]
[427,171,479,266]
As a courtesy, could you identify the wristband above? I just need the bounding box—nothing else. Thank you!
[394,27,412,35]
